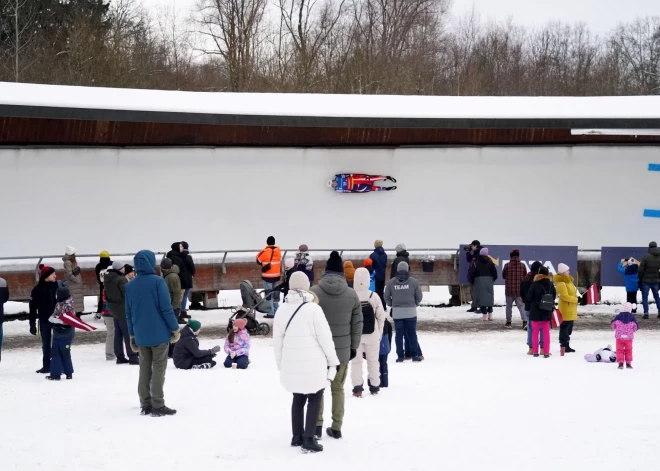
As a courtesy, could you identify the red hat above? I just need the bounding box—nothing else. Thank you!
[233,318,247,330]
[363,258,373,267]
[39,264,55,280]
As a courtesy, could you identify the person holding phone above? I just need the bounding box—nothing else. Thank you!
[63,246,84,317]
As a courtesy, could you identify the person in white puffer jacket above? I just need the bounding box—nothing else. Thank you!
[273,271,339,453]
[351,267,386,397]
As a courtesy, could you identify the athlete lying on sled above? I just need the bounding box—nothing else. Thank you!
[327,174,397,193]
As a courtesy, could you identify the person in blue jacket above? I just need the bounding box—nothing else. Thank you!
[370,240,388,307]
[126,250,181,417]
[618,258,640,313]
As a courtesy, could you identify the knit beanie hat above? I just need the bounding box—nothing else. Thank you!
[299,244,308,252]
[479,248,489,256]
[170,242,181,253]
[112,261,124,270]
[530,261,543,274]
[374,240,383,248]
[650,241,658,248]
[124,265,135,275]
[100,250,110,258]
[363,258,373,267]
[471,240,481,247]
[397,262,410,273]
[181,241,189,250]
[39,264,55,280]
[510,249,520,257]
[284,258,295,270]
[233,318,247,330]
[267,236,276,245]
[622,302,633,313]
[396,243,407,253]
[66,245,76,255]
[161,257,173,270]
[326,251,344,273]
[539,266,550,276]
[56,286,70,302]
[188,319,202,333]
[557,263,570,274]
[289,271,311,291]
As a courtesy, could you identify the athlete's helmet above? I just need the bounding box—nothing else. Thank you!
[327,180,334,188]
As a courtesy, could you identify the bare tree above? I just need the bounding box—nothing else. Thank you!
[0,0,39,81]
[195,0,266,91]
[612,16,660,94]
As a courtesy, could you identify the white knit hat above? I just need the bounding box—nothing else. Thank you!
[66,245,76,255]
[289,271,310,291]
[557,263,569,274]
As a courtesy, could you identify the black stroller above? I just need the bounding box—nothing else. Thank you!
[227,280,272,335]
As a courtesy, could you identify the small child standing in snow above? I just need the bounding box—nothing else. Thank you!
[617,258,639,313]
[611,302,638,369]
[47,287,76,380]
[224,318,250,369]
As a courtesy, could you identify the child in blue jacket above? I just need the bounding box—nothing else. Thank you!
[618,258,639,313]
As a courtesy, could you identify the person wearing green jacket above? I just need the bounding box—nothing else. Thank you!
[104,262,138,365]
[161,258,185,325]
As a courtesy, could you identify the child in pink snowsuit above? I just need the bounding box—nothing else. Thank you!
[611,302,638,369]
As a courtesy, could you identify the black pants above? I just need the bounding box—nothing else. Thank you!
[114,319,138,361]
[39,320,53,369]
[97,284,104,313]
[627,292,638,303]
[559,320,574,347]
[375,280,386,308]
[292,389,324,438]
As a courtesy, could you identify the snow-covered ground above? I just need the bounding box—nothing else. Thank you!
[1,331,657,470]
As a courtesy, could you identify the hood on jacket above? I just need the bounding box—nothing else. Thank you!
[649,246,660,257]
[162,265,180,276]
[373,246,385,255]
[318,273,349,296]
[553,273,574,284]
[533,274,553,282]
[344,261,356,281]
[285,289,317,304]
[170,242,181,253]
[396,250,410,257]
[396,271,410,282]
[353,268,371,293]
[612,312,638,326]
[134,250,156,275]
[179,325,195,339]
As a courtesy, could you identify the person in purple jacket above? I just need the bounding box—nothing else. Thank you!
[465,240,482,312]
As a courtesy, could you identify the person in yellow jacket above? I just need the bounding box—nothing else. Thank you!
[554,263,580,353]
[256,236,282,318]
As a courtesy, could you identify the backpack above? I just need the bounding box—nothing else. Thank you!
[539,285,555,312]
[362,293,376,334]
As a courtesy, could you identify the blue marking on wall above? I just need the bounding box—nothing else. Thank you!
[644,209,660,218]
[649,164,660,172]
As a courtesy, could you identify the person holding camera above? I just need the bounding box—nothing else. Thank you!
[465,240,482,312]
[63,246,84,317]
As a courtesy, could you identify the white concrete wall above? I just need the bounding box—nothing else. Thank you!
[0,146,658,257]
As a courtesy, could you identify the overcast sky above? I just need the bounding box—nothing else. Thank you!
[141,0,660,35]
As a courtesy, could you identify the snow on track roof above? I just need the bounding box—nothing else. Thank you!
[2,82,660,121]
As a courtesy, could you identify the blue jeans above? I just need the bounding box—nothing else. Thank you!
[394,317,420,359]
[526,312,543,348]
[51,335,74,377]
[181,288,191,311]
[263,281,279,316]
[641,283,660,314]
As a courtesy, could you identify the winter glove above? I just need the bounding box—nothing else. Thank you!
[170,329,181,343]
[230,351,237,359]
[327,367,337,382]
[29,323,37,336]
[349,349,357,360]
[211,345,221,353]
[130,336,139,353]
[72,266,81,276]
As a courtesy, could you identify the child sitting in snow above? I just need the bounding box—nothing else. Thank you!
[611,302,638,369]
[224,318,250,369]
[584,345,617,363]
[47,287,97,380]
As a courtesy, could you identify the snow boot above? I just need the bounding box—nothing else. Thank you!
[412,357,422,362]
[386,176,397,183]
[626,363,633,369]
[302,437,323,453]
[565,345,576,353]
[522,321,528,331]
[543,354,550,359]
[488,313,493,321]
[116,357,129,365]
[150,406,177,417]
[481,315,488,321]
[505,321,512,328]
[314,426,323,440]
[66,374,73,380]
[177,316,187,325]
[618,363,624,370]
[643,314,649,319]
[140,406,152,416]
[291,435,303,447]
[180,311,191,320]
[527,348,533,355]
[326,428,342,440]
[632,304,637,314]
[403,356,412,361]
[396,357,404,363]
[384,186,397,191]
[36,367,50,374]
[467,308,477,313]
[533,354,539,358]
[369,386,380,395]
[45,375,61,381]
[129,357,140,365]
[352,386,363,398]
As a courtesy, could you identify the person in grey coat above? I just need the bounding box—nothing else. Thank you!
[384,262,423,362]
[62,246,84,316]
[471,248,498,321]
[310,251,362,440]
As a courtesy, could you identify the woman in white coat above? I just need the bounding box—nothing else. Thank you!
[273,272,339,453]
[351,267,386,396]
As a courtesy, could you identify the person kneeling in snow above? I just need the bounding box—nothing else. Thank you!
[224,318,250,369]
[173,320,221,369]
[584,346,617,363]
[47,287,97,381]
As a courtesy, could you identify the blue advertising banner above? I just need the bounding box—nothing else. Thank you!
[459,245,578,285]
[600,247,649,287]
